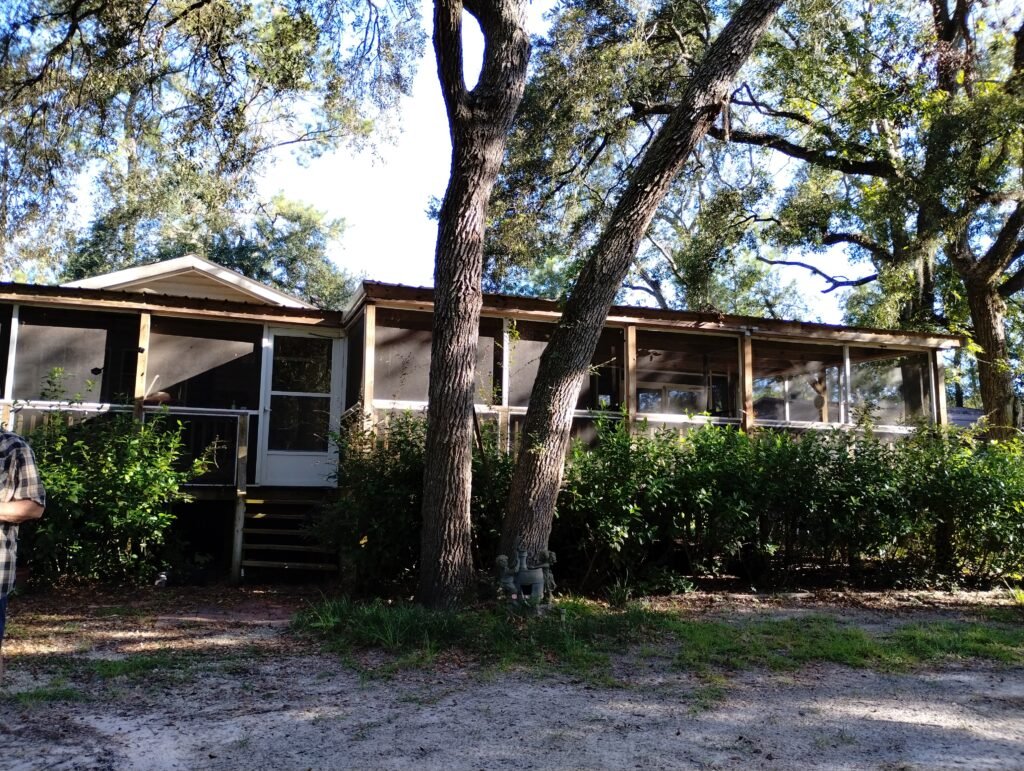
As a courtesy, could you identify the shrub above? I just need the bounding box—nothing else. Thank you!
[315,412,1024,596]
[558,420,1024,589]
[312,411,511,596]
[22,409,206,585]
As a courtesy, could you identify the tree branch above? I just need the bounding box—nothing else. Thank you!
[708,126,897,178]
[731,83,876,157]
[756,256,878,293]
[977,201,1024,280]
[821,231,893,263]
[433,0,468,125]
[163,0,214,30]
[998,240,1024,298]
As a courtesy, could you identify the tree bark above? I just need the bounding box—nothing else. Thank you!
[964,276,1018,437]
[417,0,530,609]
[499,0,784,561]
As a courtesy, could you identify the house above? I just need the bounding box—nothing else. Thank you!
[0,258,961,580]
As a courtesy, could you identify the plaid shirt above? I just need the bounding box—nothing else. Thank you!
[0,431,46,597]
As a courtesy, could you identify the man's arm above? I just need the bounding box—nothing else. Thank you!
[0,499,44,524]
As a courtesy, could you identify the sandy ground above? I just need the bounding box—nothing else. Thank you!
[0,587,1022,770]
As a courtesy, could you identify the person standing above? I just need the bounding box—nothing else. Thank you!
[0,429,45,680]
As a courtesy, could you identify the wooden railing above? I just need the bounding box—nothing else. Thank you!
[1,400,255,491]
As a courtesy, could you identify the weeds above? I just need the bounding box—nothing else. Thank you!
[297,598,1024,681]
[88,652,190,680]
[4,680,86,705]
[1005,581,1024,606]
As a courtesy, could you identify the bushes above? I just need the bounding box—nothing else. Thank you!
[22,410,205,585]
[312,412,511,596]
[557,420,1024,589]
[316,413,1024,596]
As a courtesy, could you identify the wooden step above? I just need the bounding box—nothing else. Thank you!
[245,512,307,521]
[242,527,309,536]
[243,543,335,554]
[241,559,338,571]
[244,498,320,507]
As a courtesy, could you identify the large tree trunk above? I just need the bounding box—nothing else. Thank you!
[417,0,529,609]
[964,276,1018,438]
[499,0,784,561]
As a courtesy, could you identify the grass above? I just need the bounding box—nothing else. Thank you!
[88,651,193,680]
[295,597,1024,682]
[4,680,86,705]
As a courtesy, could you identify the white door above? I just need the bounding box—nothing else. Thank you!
[257,329,344,487]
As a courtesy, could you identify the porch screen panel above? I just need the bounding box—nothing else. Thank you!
[0,304,11,398]
[508,322,622,410]
[268,395,331,451]
[579,328,623,411]
[636,330,740,418]
[345,315,365,409]
[508,321,548,406]
[849,349,932,424]
[148,318,261,408]
[374,309,431,401]
[268,335,333,452]
[14,307,137,402]
[373,309,499,404]
[752,339,844,422]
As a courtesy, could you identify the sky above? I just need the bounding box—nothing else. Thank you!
[258,0,855,324]
[259,0,494,290]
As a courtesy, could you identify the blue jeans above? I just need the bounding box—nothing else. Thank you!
[0,593,6,643]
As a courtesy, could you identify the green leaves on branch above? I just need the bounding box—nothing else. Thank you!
[315,412,1024,595]
[0,0,424,271]
[557,419,1024,588]
[22,409,207,585]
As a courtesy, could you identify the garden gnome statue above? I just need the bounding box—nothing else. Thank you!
[496,539,556,605]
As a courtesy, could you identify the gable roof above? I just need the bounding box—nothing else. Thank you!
[62,255,315,309]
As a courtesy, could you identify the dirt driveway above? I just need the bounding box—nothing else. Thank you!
[1,587,1022,770]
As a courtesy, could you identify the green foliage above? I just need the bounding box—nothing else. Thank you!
[131,194,358,310]
[484,0,807,317]
[319,413,1024,594]
[556,420,1024,589]
[1,0,423,272]
[312,412,512,596]
[23,408,206,585]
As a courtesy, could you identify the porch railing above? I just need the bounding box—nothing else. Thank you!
[1,400,255,491]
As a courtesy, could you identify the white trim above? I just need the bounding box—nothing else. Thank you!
[258,327,343,487]
[501,318,511,408]
[4,305,19,419]
[841,345,852,424]
[62,255,314,309]
[927,354,939,423]
[332,336,346,436]
[255,324,272,485]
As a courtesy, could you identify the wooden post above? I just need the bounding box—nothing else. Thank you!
[932,350,948,425]
[841,345,852,424]
[3,305,20,418]
[500,318,512,452]
[740,333,754,432]
[818,370,829,422]
[625,325,638,424]
[230,413,249,583]
[133,312,151,419]
[362,305,376,429]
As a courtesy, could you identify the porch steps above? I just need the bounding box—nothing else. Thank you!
[239,494,338,577]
